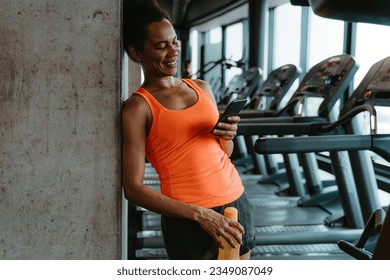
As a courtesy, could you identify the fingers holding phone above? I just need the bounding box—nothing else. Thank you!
[211,115,241,140]
[210,99,246,140]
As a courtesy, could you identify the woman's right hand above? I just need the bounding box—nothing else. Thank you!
[194,207,244,249]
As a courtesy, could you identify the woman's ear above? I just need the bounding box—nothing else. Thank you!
[128,45,141,63]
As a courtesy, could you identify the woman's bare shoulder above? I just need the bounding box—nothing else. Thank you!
[190,79,213,94]
[122,93,149,115]
[190,78,210,89]
[190,79,216,104]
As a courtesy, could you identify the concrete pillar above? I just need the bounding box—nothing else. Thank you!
[0,0,122,259]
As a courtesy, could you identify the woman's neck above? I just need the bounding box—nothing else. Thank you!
[142,76,182,91]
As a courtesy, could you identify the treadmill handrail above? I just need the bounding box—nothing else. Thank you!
[319,104,377,134]
[237,122,326,136]
[254,134,372,154]
[355,208,385,248]
[238,103,376,137]
[254,134,390,163]
[338,207,390,260]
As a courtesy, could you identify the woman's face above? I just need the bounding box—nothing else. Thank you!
[140,19,180,78]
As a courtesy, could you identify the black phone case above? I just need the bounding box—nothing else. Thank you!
[211,99,247,132]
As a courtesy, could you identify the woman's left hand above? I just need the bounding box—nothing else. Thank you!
[211,116,240,141]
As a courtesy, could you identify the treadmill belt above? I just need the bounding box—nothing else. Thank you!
[248,194,300,208]
[135,244,352,260]
[254,243,341,254]
[136,248,168,260]
[256,224,327,233]
[252,206,331,226]
[241,174,280,195]
[137,230,163,248]
[251,243,353,260]
[141,212,161,230]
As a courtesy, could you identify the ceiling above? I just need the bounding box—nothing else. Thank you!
[156,0,390,27]
[156,0,247,28]
[157,0,191,27]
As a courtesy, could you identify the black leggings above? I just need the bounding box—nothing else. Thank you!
[161,192,256,260]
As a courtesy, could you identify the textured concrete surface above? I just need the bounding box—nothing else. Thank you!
[0,0,122,259]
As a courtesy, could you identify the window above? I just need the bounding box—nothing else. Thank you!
[209,27,222,44]
[272,3,301,69]
[354,23,390,87]
[307,10,344,69]
[190,29,199,77]
[224,22,244,86]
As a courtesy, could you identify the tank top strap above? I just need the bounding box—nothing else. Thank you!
[132,87,161,116]
[182,79,210,100]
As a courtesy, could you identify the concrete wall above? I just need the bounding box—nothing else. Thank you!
[0,0,122,259]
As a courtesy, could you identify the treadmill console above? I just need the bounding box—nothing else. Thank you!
[248,64,301,111]
[289,54,358,118]
[341,56,390,116]
[219,67,263,106]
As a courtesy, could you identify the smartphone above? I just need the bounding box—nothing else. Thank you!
[211,99,247,132]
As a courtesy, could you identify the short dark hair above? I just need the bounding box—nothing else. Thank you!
[123,0,172,55]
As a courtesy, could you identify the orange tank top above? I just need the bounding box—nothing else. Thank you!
[134,79,244,208]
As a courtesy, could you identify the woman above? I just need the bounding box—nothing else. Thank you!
[122,0,255,260]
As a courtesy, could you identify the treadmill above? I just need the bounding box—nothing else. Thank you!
[239,54,359,206]
[236,55,372,259]
[251,56,390,259]
[245,64,301,112]
[218,66,263,108]
[239,55,359,202]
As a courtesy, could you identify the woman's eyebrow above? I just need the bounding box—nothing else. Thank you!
[152,36,178,46]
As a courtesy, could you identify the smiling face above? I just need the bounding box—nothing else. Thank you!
[138,19,180,79]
